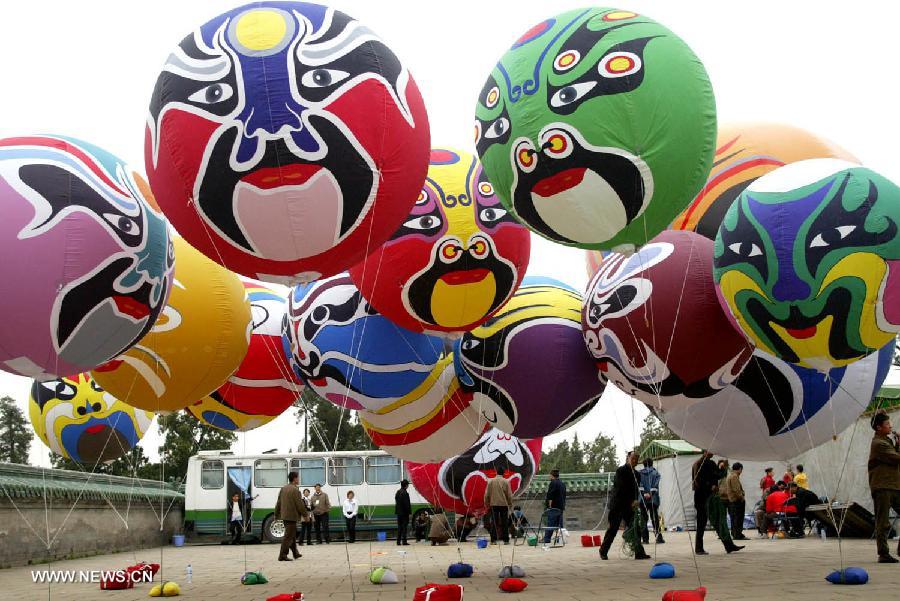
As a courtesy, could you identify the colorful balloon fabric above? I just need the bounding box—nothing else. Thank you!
[0,135,173,380]
[474,8,716,252]
[283,273,443,411]
[714,159,900,371]
[29,373,154,464]
[213,279,303,418]
[407,428,541,517]
[186,391,277,432]
[659,341,894,460]
[349,148,530,334]
[454,277,605,438]
[673,123,858,239]
[583,230,753,411]
[92,237,252,413]
[145,1,430,285]
[359,354,485,463]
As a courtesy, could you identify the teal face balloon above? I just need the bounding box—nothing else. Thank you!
[714,159,900,372]
[474,8,716,251]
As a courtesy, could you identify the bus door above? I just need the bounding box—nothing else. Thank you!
[227,466,253,533]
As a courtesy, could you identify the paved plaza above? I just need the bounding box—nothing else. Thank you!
[1,532,898,600]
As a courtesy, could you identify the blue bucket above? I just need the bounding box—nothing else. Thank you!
[172,534,185,547]
[376,531,387,542]
[476,537,488,549]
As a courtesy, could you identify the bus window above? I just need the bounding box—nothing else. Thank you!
[329,457,363,486]
[366,455,401,484]
[201,460,224,489]
[298,458,325,487]
[254,458,287,488]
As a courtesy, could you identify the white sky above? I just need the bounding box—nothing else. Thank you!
[2,0,899,469]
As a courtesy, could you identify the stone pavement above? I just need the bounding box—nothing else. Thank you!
[1,532,898,600]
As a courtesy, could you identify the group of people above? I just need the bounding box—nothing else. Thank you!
[273,472,352,561]
[752,464,820,539]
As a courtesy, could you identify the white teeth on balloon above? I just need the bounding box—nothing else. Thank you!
[531,169,626,243]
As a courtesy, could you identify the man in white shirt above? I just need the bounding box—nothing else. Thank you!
[343,490,359,543]
[228,492,243,544]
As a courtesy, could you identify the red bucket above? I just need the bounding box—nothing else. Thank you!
[580,534,595,547]
[593,534,602,546]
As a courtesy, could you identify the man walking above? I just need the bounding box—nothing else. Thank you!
[311,483,331,544]
[692,450,743,555]
[600,451,651,560]
[274,471,306,561]
[395,479,412,545]
[639,458,664,544]
[724,462,748,541]
[868,412,900,563]
[484,473,514,544]
[544,469,567,544]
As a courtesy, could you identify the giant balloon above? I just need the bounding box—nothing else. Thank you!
[583,231,753,411]
[660,341,894,460]
[454,277,605,438]
[407,429,541,517]
[0,135,173,380]
[186,391,277,432]
[474,8,716,252]
[145,1,430,285]
[359,354,485,463]
[349,148,530,334]
[673,123,858,239]
[215,279,303,417]
[283,273,443,411]
[29,373,154,464]
[92,237,251,412]
[714,159,900,371]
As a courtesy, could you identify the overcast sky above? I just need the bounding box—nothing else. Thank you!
[2,1,899,469]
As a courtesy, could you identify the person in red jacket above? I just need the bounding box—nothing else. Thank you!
[763,482,797,535]
[759,467,775,495]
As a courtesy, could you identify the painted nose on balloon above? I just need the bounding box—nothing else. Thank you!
[772,268,811,302]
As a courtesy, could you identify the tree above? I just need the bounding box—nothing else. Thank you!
[583,433,619,472]
[0,396,32,464]
[156,412,237,484]
[294,387,373,452]
[539,432,618,474]
[50,445,161,480]
[637,412,677,454]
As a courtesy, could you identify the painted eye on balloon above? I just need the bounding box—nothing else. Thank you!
[809,225,856,248]
[553,50,581,72]
[727,242,763,257]
[598,52,642,78]
[403,215,442,230]
[485,86,501,108]
[416,189,429,205]
[461,338,481,351]
[541,132,572,158]
[514,139,537,173]
[89,380,103,392]
[42,381,76,399]
[102,213,140,236]
[549,82,597,108]
[301,68,350,88]
[478,182,494,197]
[485,117,510,139]
[188,83,234,105]
[479,207,507,223]
[311,306,329,325]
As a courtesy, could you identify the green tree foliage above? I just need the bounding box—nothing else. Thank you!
[637,412,677,454]
[156,412,237,484]
[539,432,618,474]
[294,387,373,452]
[0,396,32,464]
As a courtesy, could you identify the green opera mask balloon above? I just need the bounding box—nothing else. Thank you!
[474,8,716,252]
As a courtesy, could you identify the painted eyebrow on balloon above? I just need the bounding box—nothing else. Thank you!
[552,20,646,72]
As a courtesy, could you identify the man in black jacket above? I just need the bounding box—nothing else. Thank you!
[599,451,651,560]
[544,469,566,543]
[395,479,412,545]
[692,450,743,555]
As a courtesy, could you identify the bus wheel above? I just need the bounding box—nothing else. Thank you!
[262,515,285,543]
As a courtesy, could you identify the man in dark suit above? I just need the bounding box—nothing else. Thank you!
[544,469,567,543]
[693,450,743,555]
[395,479,412,545]
[274,471,307,561]
[599,451,651,560]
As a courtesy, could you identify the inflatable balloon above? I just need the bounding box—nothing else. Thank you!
[145,1,430,284]
[583,231,753,411]
[214,279,303,417]
[407,428,541,517]
[585,250,604,279]
[454,277,605,438]
[674,123,858,239]
[283,273,443,411]
[474,8,716,252]
[186,391,277,432]
[0,135,173,380]
[92,237,251,412]
[359,354,485,463]
[349,148,530,334]
[29,373,154,464]
[714,159,900,371]
[660,341,894,460]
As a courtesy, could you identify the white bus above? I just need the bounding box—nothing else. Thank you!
[185,449,431,542]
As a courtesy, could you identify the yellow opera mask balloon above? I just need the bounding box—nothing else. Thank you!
[92,238,251,412]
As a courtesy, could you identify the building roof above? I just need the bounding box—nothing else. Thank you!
[641,439,702,460]
[0,463,183,503]
[524,472,614,495]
